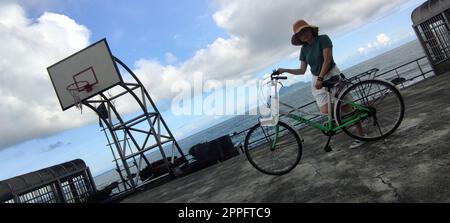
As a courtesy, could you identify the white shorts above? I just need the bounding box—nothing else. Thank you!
[311,65,341,108]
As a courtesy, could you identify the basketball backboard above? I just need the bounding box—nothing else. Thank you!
[47,39,123,111]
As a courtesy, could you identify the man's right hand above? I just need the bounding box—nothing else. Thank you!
[276,68,286,75]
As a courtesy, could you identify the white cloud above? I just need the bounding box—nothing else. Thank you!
[377,33,391,45]
[132,59,184,103]
[358,47,366,54]
[358,33,393,54]
[165,52,178,64]
[0,2,92,149]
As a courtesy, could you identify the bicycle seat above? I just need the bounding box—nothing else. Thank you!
[322,75,340,89]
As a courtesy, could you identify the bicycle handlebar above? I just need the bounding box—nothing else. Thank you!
[270,69,287,80]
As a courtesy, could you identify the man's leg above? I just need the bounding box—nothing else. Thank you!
[341,104,365,136]
[319,104,328,114]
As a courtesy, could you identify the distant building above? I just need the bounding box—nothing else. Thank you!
[0,159,96,203]
[412,0,450,75]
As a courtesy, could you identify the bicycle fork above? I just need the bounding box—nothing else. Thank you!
[260,124,280,151]
[271,125,280,151]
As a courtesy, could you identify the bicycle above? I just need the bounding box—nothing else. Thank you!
[244,69,405,175]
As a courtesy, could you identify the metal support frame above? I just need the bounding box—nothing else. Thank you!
[82,57,186,194]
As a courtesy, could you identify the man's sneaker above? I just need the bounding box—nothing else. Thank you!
[349,139,366,149]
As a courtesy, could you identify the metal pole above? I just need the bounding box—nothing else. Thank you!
[417,60,425,79]
[83,103,136,188]
[69,178,81,203]
[101,123,128,191]
[99,94,147,187]
[54,180,67,203]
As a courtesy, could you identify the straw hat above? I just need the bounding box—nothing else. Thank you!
[291,20,319,46]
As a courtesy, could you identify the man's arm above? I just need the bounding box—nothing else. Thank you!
[278,61,307,75]
[318,47,332,79]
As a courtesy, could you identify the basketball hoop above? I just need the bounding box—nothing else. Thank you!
[66,81,93,113]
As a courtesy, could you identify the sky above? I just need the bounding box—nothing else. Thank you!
[0,0,425,180]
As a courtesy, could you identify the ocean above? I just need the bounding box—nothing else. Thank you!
[94,39,429,190]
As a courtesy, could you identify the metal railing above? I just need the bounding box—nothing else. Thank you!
[230,56,435,146]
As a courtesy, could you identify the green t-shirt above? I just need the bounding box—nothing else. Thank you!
[299,34,336,76]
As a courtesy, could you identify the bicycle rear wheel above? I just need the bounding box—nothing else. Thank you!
[244,121,302,175]
[334,79,405,141]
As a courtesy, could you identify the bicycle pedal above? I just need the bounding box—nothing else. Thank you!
[324,146,332,153]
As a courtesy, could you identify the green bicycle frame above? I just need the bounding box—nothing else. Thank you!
[282,99,371,135]
[267,100,370,151]
[268,125,280,151]
[265,77,372,149]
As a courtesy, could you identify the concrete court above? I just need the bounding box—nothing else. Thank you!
[122,72,450,203]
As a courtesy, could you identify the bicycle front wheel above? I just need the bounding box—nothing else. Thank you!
[244,121,302,175]
[335,79,405,141]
